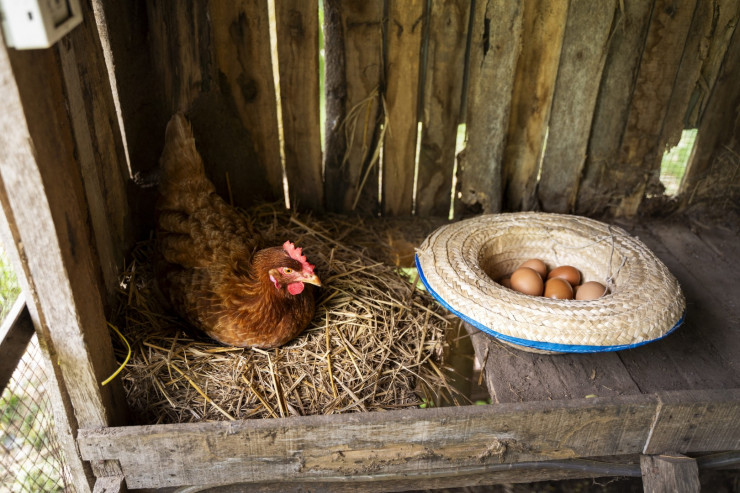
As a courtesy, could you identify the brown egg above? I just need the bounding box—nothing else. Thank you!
[548,265,581,286]
[510,267,544,296]
[519,258,547,279]
[499,277,512,289]
[544,278,574,299]
[575,281,608,301]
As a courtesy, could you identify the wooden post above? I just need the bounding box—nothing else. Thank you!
[456,0,522,215]
[0,296,34,393]
[383,0,425,216]
[0,20,128,492]
[275,0,324,212]
[416,0,471,217]
[640,454,700,493]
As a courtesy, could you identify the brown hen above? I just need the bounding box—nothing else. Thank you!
[154,113,321,348]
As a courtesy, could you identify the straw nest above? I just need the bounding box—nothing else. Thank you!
[109,204,460,424]
[416,212,685,353]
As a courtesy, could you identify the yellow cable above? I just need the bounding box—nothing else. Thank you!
[101,322,131,386]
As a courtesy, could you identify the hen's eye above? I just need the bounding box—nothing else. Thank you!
[282,267,293,274]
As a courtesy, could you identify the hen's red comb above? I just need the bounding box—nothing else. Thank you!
[283,241,315,274]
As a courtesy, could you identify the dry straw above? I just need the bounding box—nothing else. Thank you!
[110,204,460,424]
[416,212,686,353]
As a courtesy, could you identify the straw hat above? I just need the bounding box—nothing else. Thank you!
[415,212,685,353]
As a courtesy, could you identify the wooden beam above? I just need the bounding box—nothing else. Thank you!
[537,0,617,213]
[0,296,34,393]
[640,454,700,493]
[457,0,522,215]
[78,390,740,490]
[382,0,425,216]
[503,0,568,211]
[416,0,470,217]
[275,0,324,212]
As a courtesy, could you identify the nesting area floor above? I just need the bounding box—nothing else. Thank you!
[465,216,740,404]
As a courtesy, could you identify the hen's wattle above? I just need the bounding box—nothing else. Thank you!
[154,113,320,348]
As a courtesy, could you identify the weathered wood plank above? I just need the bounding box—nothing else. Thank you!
[323,0,384,214]
[685,0,740,128]
[640,454,700,493]
[0,36,131,491]
[466,324,640,404]
[0,296,33,394]
[538,0,617,213]
[275,0,324,212]
[78,390,740,489]
[456,0,523,215]
[59,0,132,298]
[79,394,658,489]
[645,391,740,454]
[576,0,655,216]
[208,0,284,204]
[382,0,425,216]
[503,0,568,211]
[93,475,125,493]
[681,16,740,209]
[613,0,699,217]
[416,0,471,217]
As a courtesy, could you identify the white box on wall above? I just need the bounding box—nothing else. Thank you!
[1,0,82,50]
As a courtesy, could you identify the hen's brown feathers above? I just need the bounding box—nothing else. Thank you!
[155,113,319,348]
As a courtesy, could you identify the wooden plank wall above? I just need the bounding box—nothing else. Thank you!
[95,0,739,227]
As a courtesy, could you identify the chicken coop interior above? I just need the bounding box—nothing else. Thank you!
[0,0,739,492]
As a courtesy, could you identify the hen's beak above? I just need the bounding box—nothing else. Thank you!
[302,273,322,287]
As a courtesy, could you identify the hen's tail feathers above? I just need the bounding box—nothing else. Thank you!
[159,112,215,212]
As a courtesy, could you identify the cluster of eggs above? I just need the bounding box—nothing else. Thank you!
[498,259,608,301]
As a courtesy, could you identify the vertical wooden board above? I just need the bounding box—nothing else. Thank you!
[659,1,713,153]
[502,0,568,212]
[383,0,425,216]
[681,18,740,207]
[612,0,699,217]
[58,0,132,298]
[537,0,617,214]
[685,0,740,127]
[456,0,523,215]
[208,1,285,203]
[0,33,128,432]
[576,0,655,216]
[640,454,700,493]
[275,0,324,212]
[323,0,384,214]
[416,0,471,217]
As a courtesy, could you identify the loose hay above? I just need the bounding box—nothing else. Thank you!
[110,204,459,424]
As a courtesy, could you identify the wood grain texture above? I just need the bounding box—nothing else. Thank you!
[59,0,132,298]
[576,0,655,216]
[383,0,425,216]
[466,324,640,404]
[78,390,740,489]
[323,0,384,214]
[275,0,324,211]
[685,0,740,128]
[0,296,34,394]
[681,16,740,210]
[613,0,699,217]
[456,0,523,215]
[0,38,129,491]
[416,0,471,217]
[503,0,568,212]
[640,454,700,493]
[208,0,284,203]
[79,395,656,488]
[537,0,617,213]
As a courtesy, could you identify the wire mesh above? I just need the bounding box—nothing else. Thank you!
[1,335,70,493]
[660,128,698,196]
